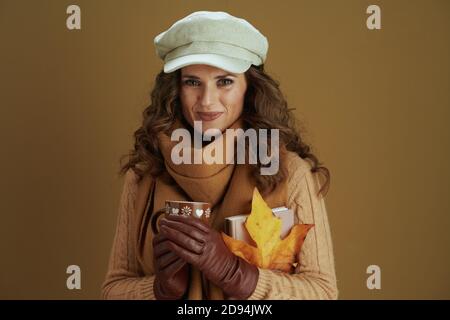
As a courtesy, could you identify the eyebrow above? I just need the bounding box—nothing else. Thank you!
[181,73,237,79]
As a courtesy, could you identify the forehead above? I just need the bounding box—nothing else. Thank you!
[181,64,240,78]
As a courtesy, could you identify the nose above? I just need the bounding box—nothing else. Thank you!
[198,83,219,110]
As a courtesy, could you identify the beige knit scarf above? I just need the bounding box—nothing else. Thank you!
[133,117,287,299]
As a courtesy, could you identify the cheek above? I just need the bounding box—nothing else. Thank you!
[224,89,245,116]
[180,90,195,122]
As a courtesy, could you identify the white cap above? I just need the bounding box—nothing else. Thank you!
[154,11,269,73]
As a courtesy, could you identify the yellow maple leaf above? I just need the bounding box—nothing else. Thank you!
[222,187,314,273]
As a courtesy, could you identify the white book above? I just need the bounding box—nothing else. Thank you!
[224,207,294,245]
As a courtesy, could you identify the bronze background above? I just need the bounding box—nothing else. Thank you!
[0,0,449,299]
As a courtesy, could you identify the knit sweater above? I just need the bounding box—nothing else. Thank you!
[101,152,338,299]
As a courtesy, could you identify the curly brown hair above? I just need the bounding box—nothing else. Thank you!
[119,64,330,197]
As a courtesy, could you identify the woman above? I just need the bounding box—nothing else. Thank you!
[102,11,338,300]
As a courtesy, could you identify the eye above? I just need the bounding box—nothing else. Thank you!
[183,79,200,87]
[218,78,234,86]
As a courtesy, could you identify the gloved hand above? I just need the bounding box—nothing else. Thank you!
[152,232,189,300]
[159,215,259,299]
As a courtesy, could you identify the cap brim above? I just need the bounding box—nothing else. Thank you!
[164,53,252,74]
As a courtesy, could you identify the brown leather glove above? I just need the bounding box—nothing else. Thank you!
[159,215,259,299]
[152,232,189,300]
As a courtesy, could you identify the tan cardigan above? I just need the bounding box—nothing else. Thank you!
[101,152,338,299]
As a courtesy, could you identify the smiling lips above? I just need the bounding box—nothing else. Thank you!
[197,112,224,122]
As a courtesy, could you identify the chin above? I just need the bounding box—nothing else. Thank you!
[191,119,224,133]
[202,123,226,134]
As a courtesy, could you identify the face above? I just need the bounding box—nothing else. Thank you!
[179,64,247,134]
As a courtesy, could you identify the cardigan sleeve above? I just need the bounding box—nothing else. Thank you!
[101,169,156,299]
[248,155,338,300]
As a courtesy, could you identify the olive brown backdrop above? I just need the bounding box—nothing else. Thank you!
[0,0,449,299]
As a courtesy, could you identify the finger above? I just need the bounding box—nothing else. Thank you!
[153,239,172,258]
[152,233,168,247]
[156,251,180,270]
[162,255,187,277]
[160,218,207,243]
[166,239,199,266]
[163,215,210,233]
[160,224,205,254]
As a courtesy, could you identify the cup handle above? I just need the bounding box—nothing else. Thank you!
[150,208,166,235]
